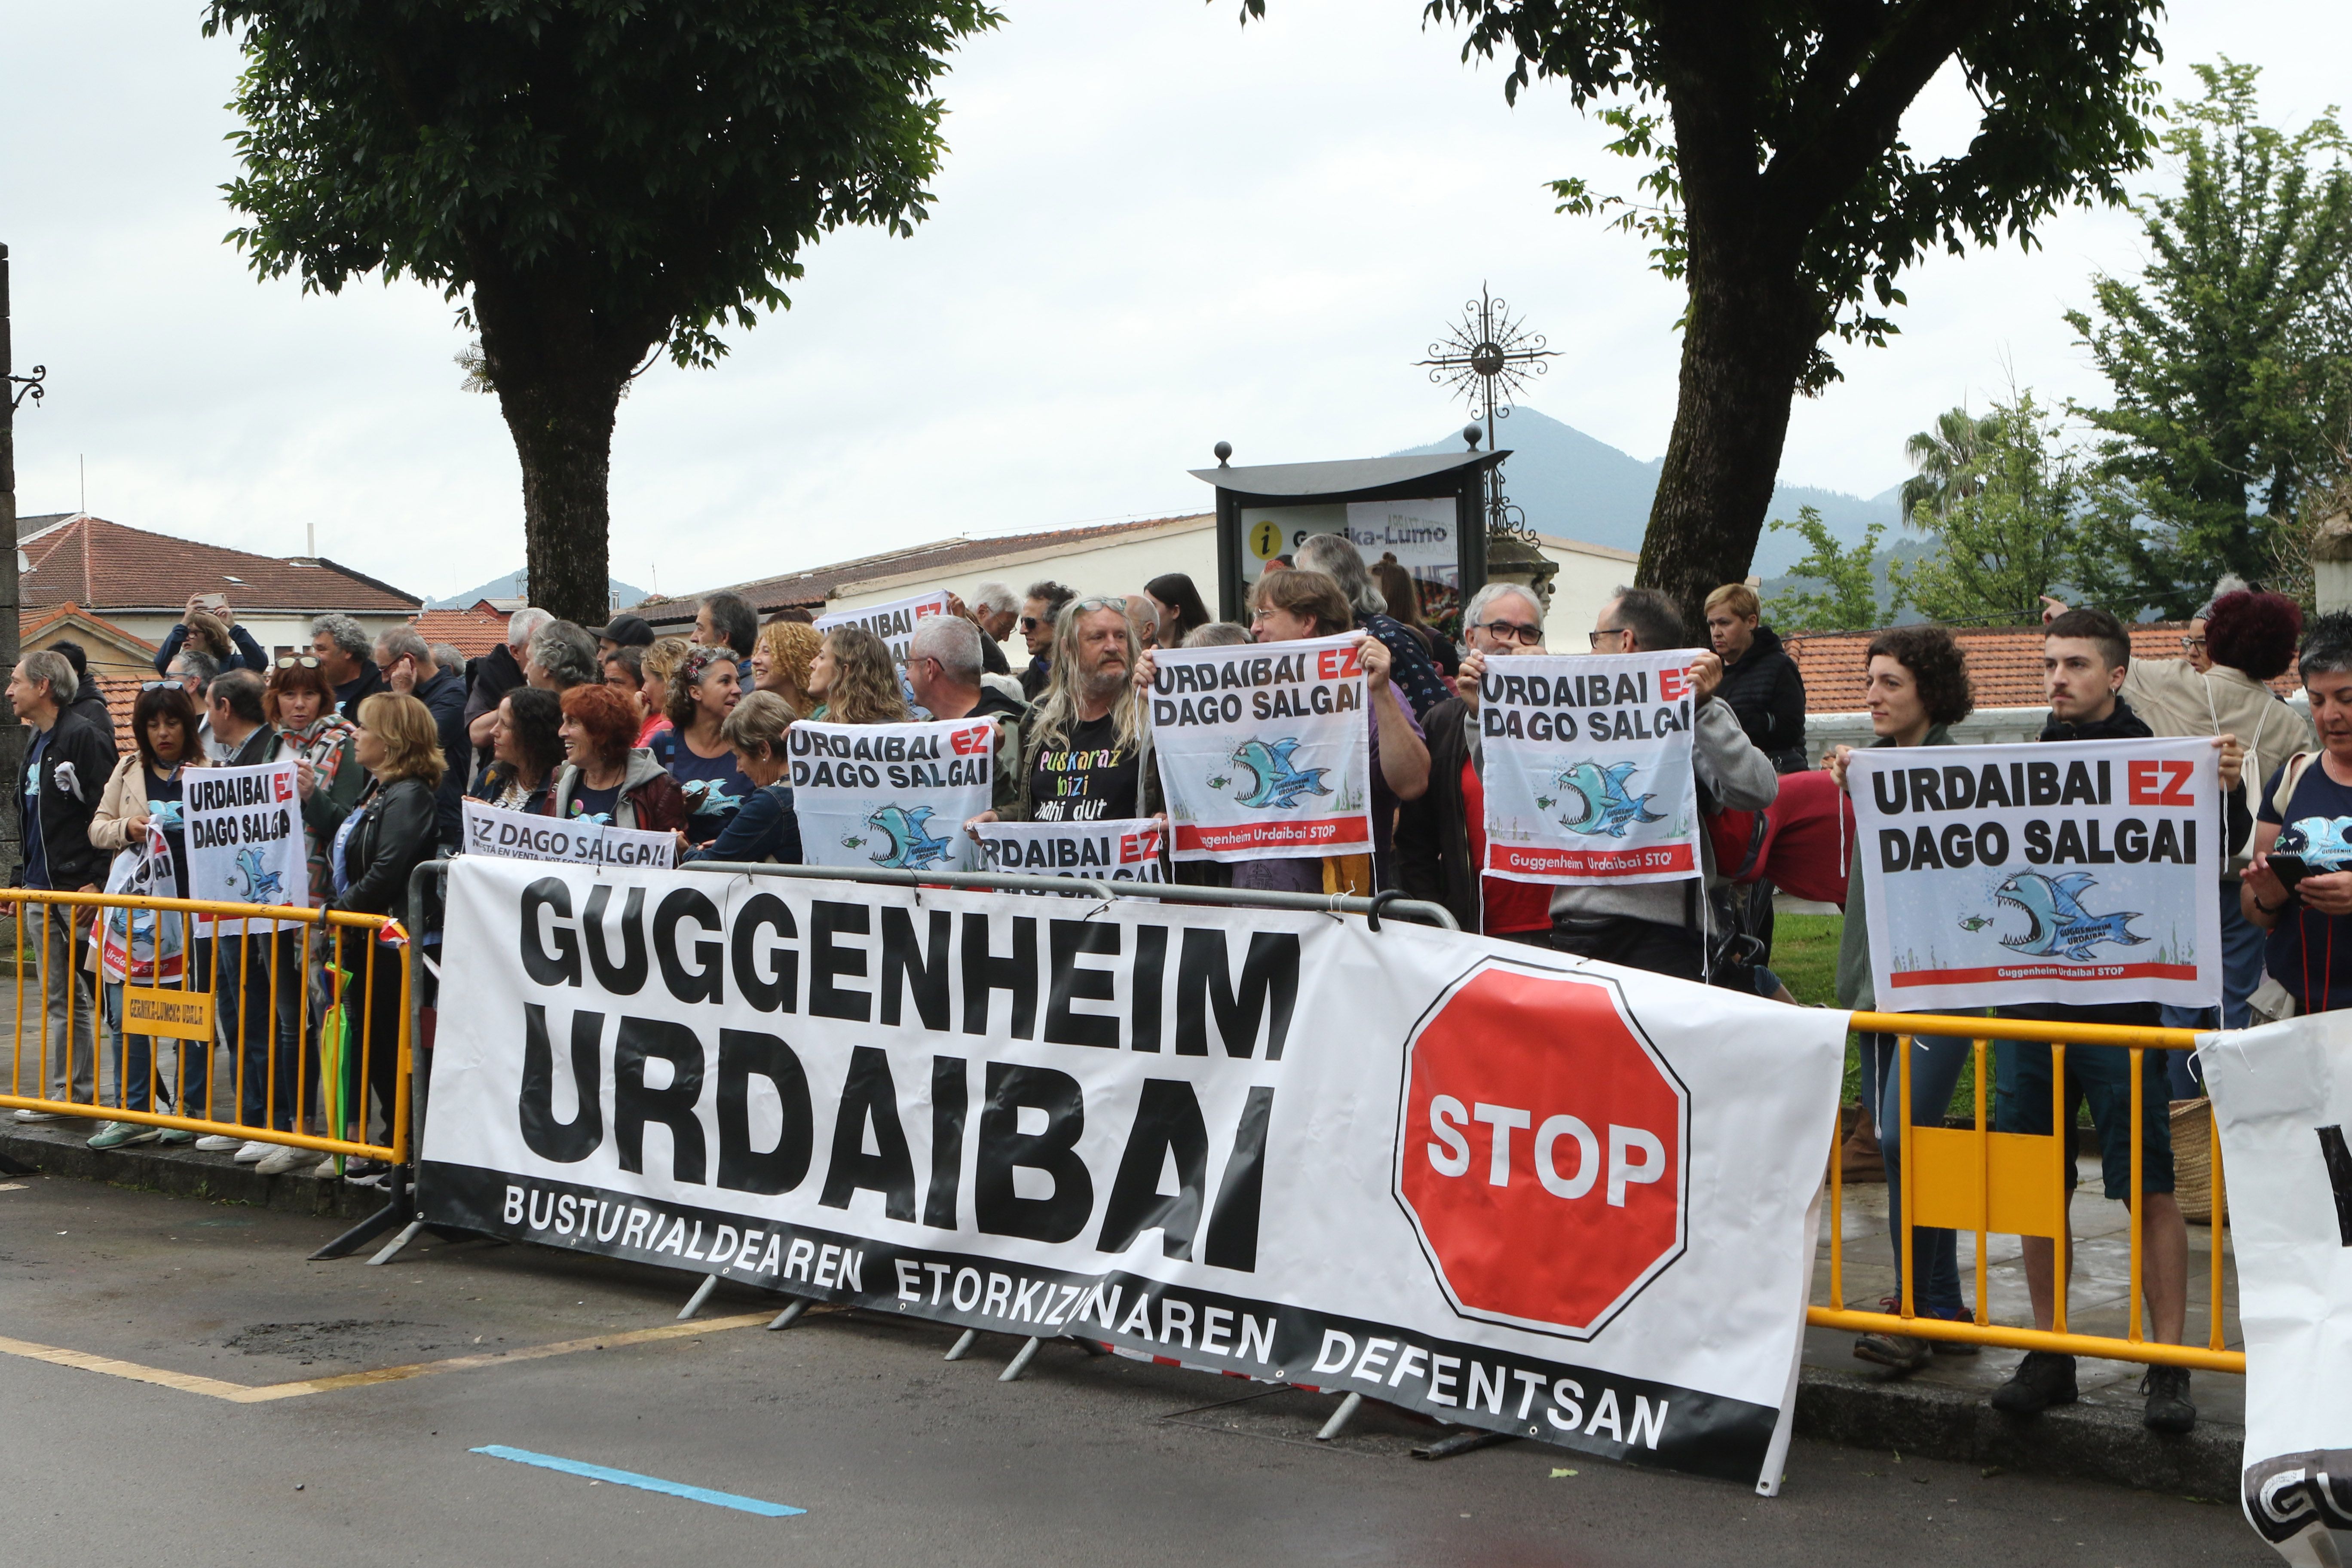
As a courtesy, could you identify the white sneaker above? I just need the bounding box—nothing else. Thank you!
[12,1108,63,1123]
[254,1143,310,1176]
[311,1156,343,1179]
[233,1139,274,1164]
[194,1134,242,1152]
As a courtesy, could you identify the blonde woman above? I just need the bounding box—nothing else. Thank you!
[805,626,910,725]
[308,693,445,1177]
[750,619,822,716]
[638,636,690,747]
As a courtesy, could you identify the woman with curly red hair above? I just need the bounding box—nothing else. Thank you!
[551,682,687,833]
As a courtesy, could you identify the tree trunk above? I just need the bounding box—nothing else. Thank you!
[1635,252,1822,635]
[472,265,641,629]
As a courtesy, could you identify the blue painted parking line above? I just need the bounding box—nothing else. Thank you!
[470,1445,805,1516]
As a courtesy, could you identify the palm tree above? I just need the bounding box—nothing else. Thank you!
[1900,407,2004,526]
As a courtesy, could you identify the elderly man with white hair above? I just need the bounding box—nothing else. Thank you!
[962,582,1019,677]
[466,605,554,757]
[904,613,1026,817]
[1392,581,1555,937]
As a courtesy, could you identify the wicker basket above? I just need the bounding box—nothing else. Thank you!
[2173,1097,2226,1227]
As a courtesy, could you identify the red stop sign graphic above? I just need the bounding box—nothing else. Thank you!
[1395,960,1687,1339]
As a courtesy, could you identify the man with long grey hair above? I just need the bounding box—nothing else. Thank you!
[1292,533,1452,720]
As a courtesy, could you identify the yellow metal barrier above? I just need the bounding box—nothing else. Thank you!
[1,888,405,1164]
[1813,1009,2241,1375]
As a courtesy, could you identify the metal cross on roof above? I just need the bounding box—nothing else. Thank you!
[1416,284,1557,545]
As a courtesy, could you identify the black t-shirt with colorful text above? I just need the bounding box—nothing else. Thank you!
[1027,714,1139,822]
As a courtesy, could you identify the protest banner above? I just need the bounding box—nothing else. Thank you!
[1148,634,1372,864]
[972,818,1165,889]
[1479,651,1707,886]
[789,717,994,874]
[2200,1015,2352,1566]
[815,591,951,718]
[1849,737,2221,1011]
[462,799,675,869]
[421,856,1844,1488]
[184,760,304,931]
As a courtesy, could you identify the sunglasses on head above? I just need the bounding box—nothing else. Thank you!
[276,655,321,670]
[140,680,180,691]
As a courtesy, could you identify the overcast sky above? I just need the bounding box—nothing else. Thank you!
[4,1,2348,603]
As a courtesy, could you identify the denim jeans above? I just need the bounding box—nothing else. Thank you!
[104,978,214,1115]
[25,900,101,1106]
[216,929,308,1133]
[1868,1030,1973,1321]
[2157,885,2268,1096]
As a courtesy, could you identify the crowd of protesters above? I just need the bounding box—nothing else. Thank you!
[12,550,2349,1441]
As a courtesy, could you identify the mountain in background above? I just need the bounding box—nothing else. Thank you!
[1390,407,1904,577]
[431,570,648,611]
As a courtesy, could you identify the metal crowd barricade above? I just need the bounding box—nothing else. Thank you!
[0,887,406,1164]
[1813,1009,2242,1375]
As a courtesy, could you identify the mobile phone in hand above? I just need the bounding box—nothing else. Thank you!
[196,592,229,613]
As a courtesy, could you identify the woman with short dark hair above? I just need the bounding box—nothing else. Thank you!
[470,686,565,816]
[650,645,750,843]
[1822,624,1977,1369]
[680,692,802,865]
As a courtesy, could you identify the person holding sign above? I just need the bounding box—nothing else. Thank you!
[551,684,688,833]
[1989,608,2242,1432]
[1823,625,1978,1370]
[2244,610,2352,1016]
[649,645,750,845]
[1545,591,1773,981]
[677,692,803,866]
[905,615,1025,818]
[85,685,211,1150]
[1012,597,1159,825]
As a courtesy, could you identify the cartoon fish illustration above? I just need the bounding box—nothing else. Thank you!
[1551,761,1666,838]
[234,847,287,906]
[680,777,741,816]
[1993,871,2146,962]
[865,804,954,870]
[1206,775,1231,792]
[1534,795,1554,811]
[1957,913,1992,933]
[2277,815,2352,873]
[839,833,867,850]
[1227,738,1332,811]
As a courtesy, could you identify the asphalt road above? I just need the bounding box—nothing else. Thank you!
[0,1174,2270,1568]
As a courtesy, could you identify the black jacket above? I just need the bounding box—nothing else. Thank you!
[334,660,388,720]
[321,776,440,919]
[66,678,113,741]
[1393,698,1479,932]
[412,668,471,851]
[21,703,117,889]
[1020,655,1050,702]
[1716,625,1808,772]
[981,636,1010,677]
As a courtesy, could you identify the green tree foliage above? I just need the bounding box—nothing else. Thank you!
[1231,1,2164,629]
[1893,393,2088,626]
[2067,60,2352,620]
[1760,507,1883,632]
[1899,407,2003,527]
[204,0,1003,625]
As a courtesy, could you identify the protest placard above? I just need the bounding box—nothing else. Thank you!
[462,799,674,869]
[1479,651,1707,885]
[1849,736,2221,1011]
[1148,634,1372,864]
[971,817,1165,888]
[184,760,304,930]
[788,717,995,873]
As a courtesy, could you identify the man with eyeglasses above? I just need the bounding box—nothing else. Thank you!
[1393,583,1556,938]
[1553,588,1777,981]
[1017,580,1076,702]
[905,615,1025,818]
[156,646,220,756]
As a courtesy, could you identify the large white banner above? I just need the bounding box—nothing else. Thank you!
[1148,634,1372,864]
[184,760,305,931]
[1850,738,2221,1011]
[462,799,675,869]
[2200,1016,2352,1566]
[972,818,1166,887]
[421,856,1845,1488]
[815,591,951,719]
[1480,651,1707,885]
[787,718,993,874]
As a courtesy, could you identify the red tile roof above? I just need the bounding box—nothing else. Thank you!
[1782,624,2300,713]
[413,606,509,659]
[23,602,160,657]
[21,514,421,615]
[638,514,1212,624]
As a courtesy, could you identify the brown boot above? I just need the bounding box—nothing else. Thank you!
[1840,1111,1885,1183]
